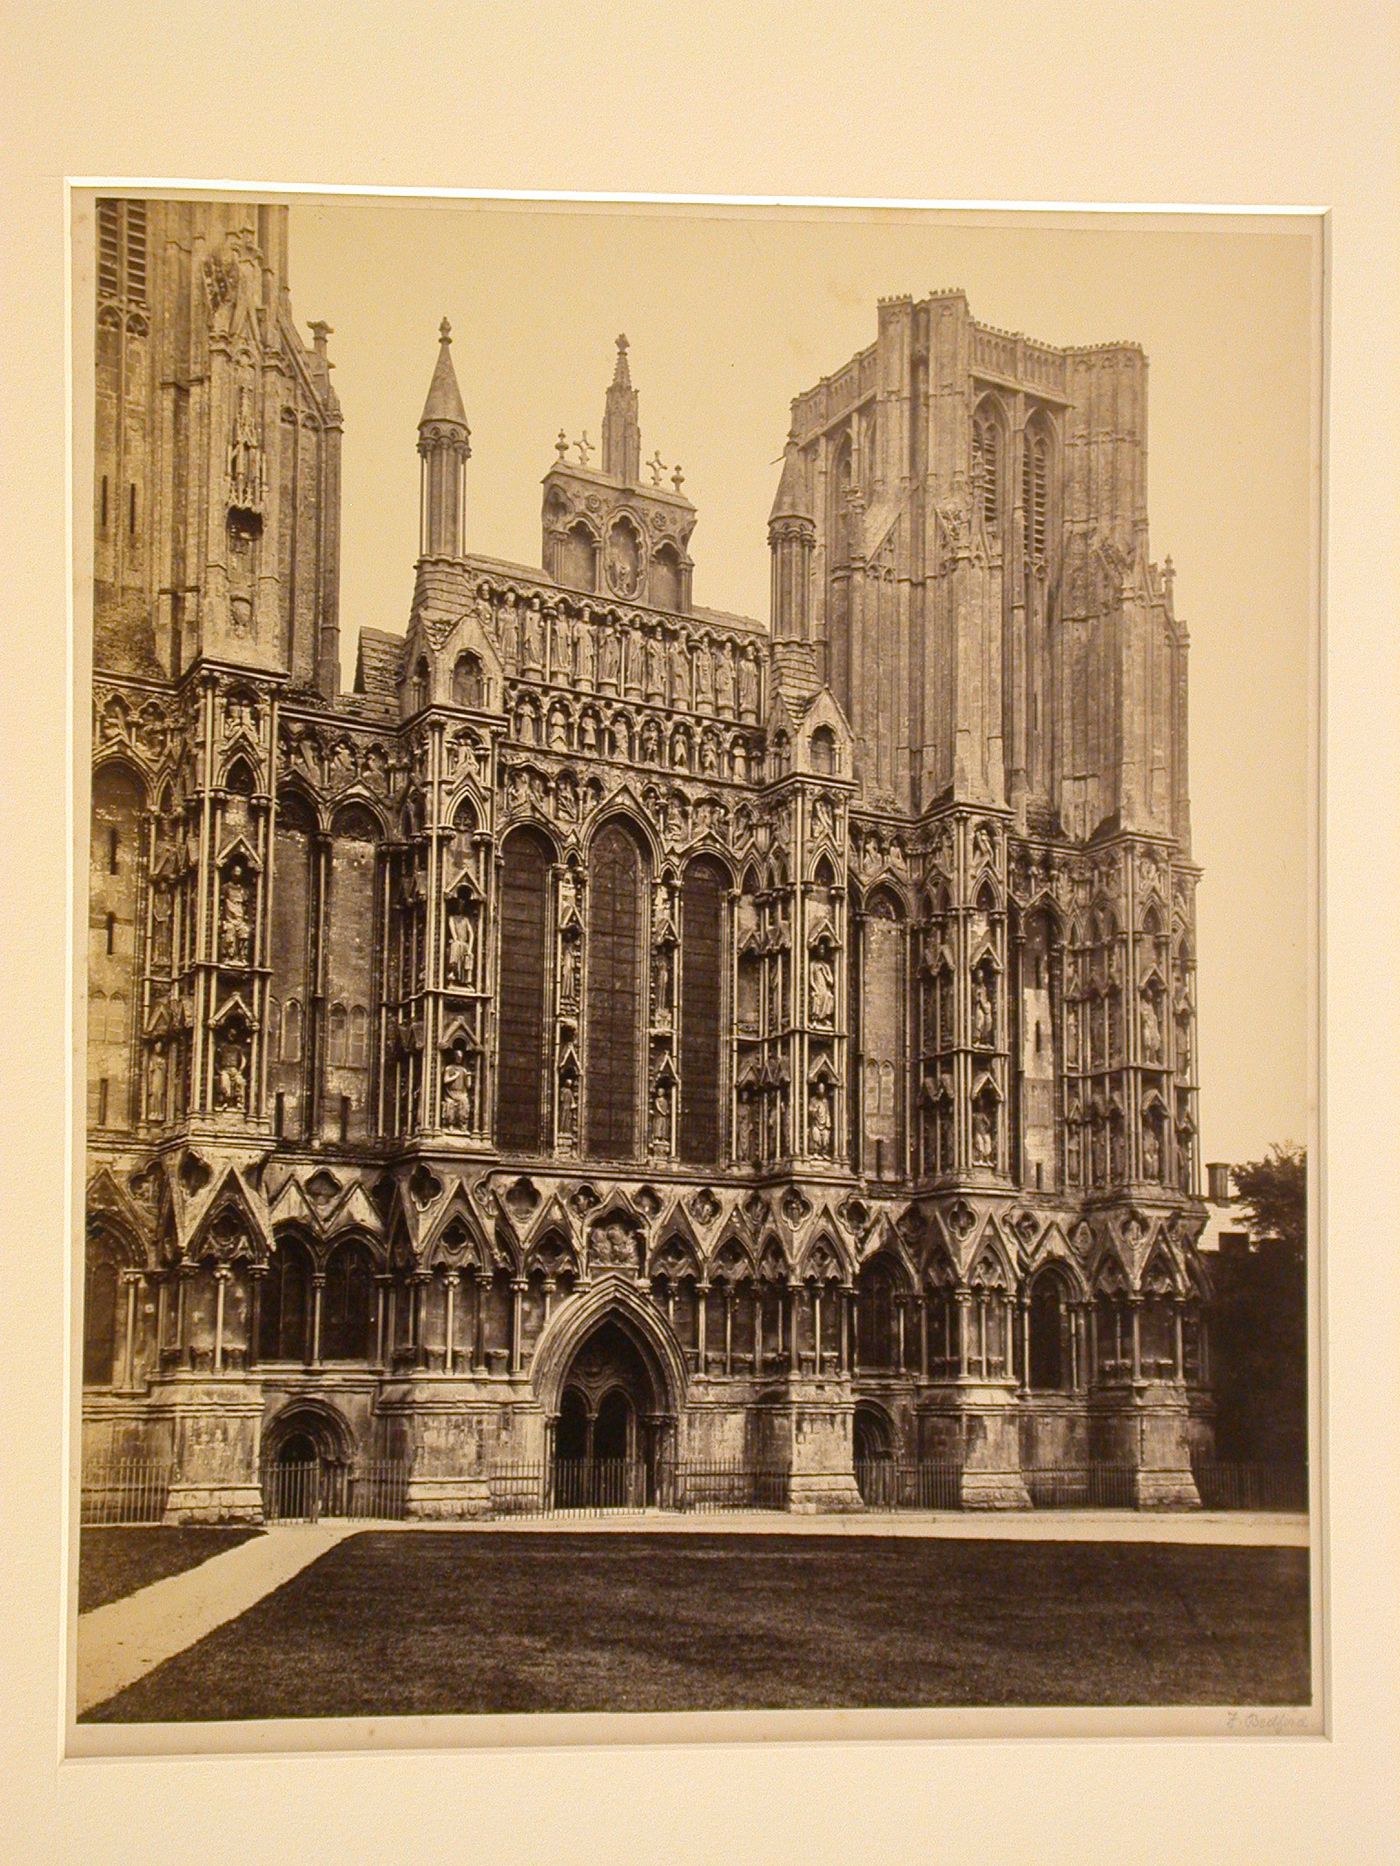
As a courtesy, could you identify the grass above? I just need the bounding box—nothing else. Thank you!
[79,1526,263,1614]
[82,1532,1309,1721]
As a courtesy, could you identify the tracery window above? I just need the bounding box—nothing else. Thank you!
[258,1234,313,1362]
[320,1239,375,1361]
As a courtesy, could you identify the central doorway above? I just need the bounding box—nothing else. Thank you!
[551,1319,660,1509]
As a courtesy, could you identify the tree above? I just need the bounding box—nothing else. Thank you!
[1232,1142,1307,1256]
[1211,1144,1307,1465]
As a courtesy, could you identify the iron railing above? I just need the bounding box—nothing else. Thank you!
[80,1457,172,1525]
[1021,1464,1140,1509]
[488,1458,791,1517]
[1191,1460,1309,1512]
[260,1459,411,1524]
[853,1460,965,1510]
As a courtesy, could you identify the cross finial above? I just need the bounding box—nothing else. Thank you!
[576,431,594,467]
[671,463,685,493]
[439,317,452,343]
[647,449,666,487]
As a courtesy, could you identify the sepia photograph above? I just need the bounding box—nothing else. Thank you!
[71,189,1318,1743]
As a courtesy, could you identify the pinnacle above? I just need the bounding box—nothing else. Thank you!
[419,317,469,431]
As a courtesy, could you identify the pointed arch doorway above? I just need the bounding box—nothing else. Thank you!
[550,1317,670,1509]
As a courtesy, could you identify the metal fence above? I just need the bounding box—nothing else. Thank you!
[488,1458,790,1518]
[80,1458,172,1525]
[1021,1464,1141,1510]
[854,1460,965,1510]
[260,1459,411,1524]
[1191,1461,1309,1512]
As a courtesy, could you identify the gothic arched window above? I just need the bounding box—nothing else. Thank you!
[259,1233,314,1363]
[83,1242,122,1386]
[585,821,648,1159]
[321,1238,375,1361]
[680,856,726,1164]
[452,651,485,708]
[496,827,552,1153]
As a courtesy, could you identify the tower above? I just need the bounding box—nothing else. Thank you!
[417,318,471,559]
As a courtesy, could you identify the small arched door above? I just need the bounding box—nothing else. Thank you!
[853,1403,895,1505]
[550,1320,658,1509]
[262,1411,350,1521]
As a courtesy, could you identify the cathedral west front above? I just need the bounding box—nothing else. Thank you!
[83,199,1214,1520]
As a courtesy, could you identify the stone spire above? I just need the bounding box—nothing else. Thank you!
[419,317,470,435]
[601,333,641,485]
[768,437,815,640]
[417,319,471,558]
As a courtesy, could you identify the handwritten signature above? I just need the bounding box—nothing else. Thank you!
[1223,1709,1313,1734]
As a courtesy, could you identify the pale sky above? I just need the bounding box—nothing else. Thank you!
[289,198,1316,1172]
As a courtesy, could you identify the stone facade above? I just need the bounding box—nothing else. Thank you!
[83,203,1213,1520]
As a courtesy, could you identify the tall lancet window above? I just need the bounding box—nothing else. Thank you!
[679,856,726,1164]
[496,828,552,1152]
[585,821,648,1160]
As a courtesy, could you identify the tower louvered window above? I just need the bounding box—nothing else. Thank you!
[585,822,646,1159]
[1023,429,1049,564]
[972,410,1000,534]
[97,199,147,304]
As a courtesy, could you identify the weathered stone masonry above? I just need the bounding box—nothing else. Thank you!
[84,203,1212,1519]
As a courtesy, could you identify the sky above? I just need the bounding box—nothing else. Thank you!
[288,198,1317,1171]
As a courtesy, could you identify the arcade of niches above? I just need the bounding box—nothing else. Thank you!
[84,201,1213,1521]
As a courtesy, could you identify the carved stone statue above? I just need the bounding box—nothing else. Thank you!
[645,635,666,698]
[446,911,474,987]
[1140,996,1163,1063]
[577,625,597,686]
[600,630,620,687]
[558,1079,577,1138]
[650,1085,671,1151]
[548,709,569,750]
[560,938,580,1001]
[972,978,995,1046]
[522,603,544,669]
[442,1055,474,1130]
[808,1086,833,1158]
[809,956,835,1026]
[1142,1122,1162,1180]
[215,1038,247,1112]
[739,651,759,719]
[715,644,736,713]
[972,1106,995,1166]
[695,642,715,710]
[220,869,252,965]
[670,638,690,707]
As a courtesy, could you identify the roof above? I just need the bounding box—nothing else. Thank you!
[354,626,404,701]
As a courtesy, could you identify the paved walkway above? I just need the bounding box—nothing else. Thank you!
[75,1522,356,1717]
[75,1509,1308,1716]
[364,1509,1311,1545]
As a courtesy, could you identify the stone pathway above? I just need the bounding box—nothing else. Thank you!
[368,1508,1311,1545]
[75,1522,356,1716]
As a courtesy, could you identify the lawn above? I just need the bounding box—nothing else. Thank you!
[79,1526,263,1614]
[82,1532,1309,1721]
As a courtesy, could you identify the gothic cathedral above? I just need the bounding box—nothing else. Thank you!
[85,200,1212,1519]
